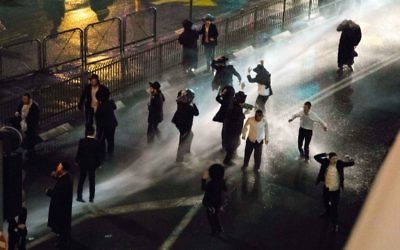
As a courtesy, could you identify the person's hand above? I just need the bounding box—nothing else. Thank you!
[202,170,209,180]
[210,38,215,42]
[15,112,20,117]
[288,118,293,123]
[17,224,26,230]
[248,67,252,74]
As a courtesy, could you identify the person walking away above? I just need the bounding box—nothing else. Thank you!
[7,207,27,250]
[213,85,235,123]
[288,101,327,162]
[199,14,218,72]
[241,109,269,172]
[45,162,73,249]
[147,81,165,144]
[211,56,241,91]
[246,60,272,112]
[202,164,227,236]
[222,91,247,165]
[78,74,110,128]
[75,126,103,203]
[172,89,199,163]
[314,152,355,232]
[95,91,118,156]
[178,19,199,76]
[337,19,362,74]
[13,93,40,162]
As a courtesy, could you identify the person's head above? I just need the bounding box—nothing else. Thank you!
[328,152,338,165]
[89,74,100,87]
[303,101,312,114]
[203,13,215,25]
[208,164,225,181]
[85,125,95,137]
[56,161,70,174]
[22,93,31,105]
[255,109,264,121]
[234,91,247,106]
[182,19,193,30]
[149,81,161,95]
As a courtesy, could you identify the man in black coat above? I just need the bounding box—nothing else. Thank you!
[75,126,103,203]
[213,85,235,123]
[172,89,199,162]
[78,74,110,127]
[147,81,165,144]
[202,164,227,236]
[247,60,272,112]
[46,162,73,248]
[199,14,219,72]
[314,152,355,232]
[95,91,118,156]
[178,19,199,75]
[7,206,27,250]
[222,91,247,165]
[337,20,362,73]
[211,56,242,91]
[13,93,40,161]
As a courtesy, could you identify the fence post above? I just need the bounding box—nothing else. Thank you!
[253,7,258,44]
[308,0,313,20]
[158,43,163,76]
[282,0,287,28]
[224,18,229,55]
[0,140,3,223]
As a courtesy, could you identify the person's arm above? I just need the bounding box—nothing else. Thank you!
[314,153,327,163]
[247,74,257,83]
[242,118,250,139]
[192,103,199,116]
[340,155,355,168]
[288,111,302,122]
[233,67,242,82]
[312,112,328,131]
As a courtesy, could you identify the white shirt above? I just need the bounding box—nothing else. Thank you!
[242,117,269,143]
[91,86,99,111]
[291,110,327,130]
[20,101,32,133]
[325,164,340,191]
[258,84,270,96]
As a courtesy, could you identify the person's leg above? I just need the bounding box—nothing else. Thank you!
[18,229,27,250]
[154,122,161,139]
[214,208,223,233]
[185,131,194,155]
[206,207,218,234]
[147,122,155,144]
[298,128,305,158]
[86,107,94,127]
[253,141,263,170]
[176,130,187,162]
[243,139,254,168]
[321,186,330,217]
[106,127,115,156]
[204,45,212,71]
[304,130,313,160]
[88,169,96,202]
[330,190,340,227]
[77,168,87,200]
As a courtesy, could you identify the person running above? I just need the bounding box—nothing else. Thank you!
[336,19,362,74]
[211,56,241,91]
[246,60,272,112]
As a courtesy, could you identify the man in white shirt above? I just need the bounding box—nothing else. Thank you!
[288,101,327,162]
[314,152,355,232]
[241,110,269,171]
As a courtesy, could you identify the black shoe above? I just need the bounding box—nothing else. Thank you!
[89,199,94,203]
[76,198,85,203]
[253,168,260,172]
[304,157,310,163]
[241,165,248,171]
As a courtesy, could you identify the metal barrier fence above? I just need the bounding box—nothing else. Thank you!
[0,7,157,80]
[0,0,350,131]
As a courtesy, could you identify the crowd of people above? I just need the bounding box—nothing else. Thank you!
[2,14,362,249]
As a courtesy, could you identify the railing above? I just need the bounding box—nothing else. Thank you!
[0,0,351,131]
[0,7,157,80]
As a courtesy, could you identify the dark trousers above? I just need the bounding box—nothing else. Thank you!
[58,228,71,249]
[77,167,96,200]
[147,122,161,144]
[256,95,269,112]
[85,106,95,127]
[298,127,313,159]
[98,126,116,155]
[8,229,27,250]
[204,44,216,71]
[243,139,263,169]
[176,130,193,162]
[24,131,37,160]
[323,187,340,225]
[206,206,222,234]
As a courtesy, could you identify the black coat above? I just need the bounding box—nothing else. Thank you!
[75,137,104,169]
[211,64,241,90]
[95,99,118,129]
[213,86,235,123]
[179,28,199,69]
[222,103,245,151]
[46,173,73,234]
[15,101,40,135]
[172,101,199,133]
[199,23,219,46]
[202,179,227,207]
[247,67,273,96]
[148,92,165,124]
[337,23,362,66]
[78,84,110,110]
[314,153,355,189]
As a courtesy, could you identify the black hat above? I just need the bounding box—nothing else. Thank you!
[186,88,195,100]
[208,164,225,180]
[89,74,99,80]
[149,81,161,90]
[202,13,215,22]
[182,19,193,29]
[234,91,247,103]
